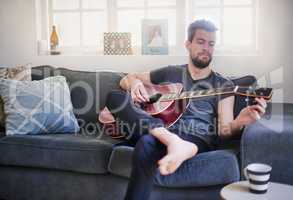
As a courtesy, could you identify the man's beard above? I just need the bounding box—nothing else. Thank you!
[190,54,212,69]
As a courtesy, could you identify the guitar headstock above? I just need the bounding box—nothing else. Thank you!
[235,86,273,100]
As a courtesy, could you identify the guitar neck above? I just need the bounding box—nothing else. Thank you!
[159,86,238,101]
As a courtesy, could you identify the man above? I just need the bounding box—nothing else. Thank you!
[106,19,267,200]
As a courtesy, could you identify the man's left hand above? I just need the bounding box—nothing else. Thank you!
[236,97,267,126]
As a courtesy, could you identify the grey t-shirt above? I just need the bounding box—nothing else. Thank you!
[150,64,234,145]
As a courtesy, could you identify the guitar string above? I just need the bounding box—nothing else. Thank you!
[158,86,271,101]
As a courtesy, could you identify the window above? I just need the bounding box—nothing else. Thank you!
[48,0,108,52]
[42,0,258,55]
[189,0,258,53]
[116,0,177,47]
[46,0,179,54]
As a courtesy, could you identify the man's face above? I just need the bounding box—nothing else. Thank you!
[185,29,216,69]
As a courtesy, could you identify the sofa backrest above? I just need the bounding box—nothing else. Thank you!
[31,66,256,126]
[31,66,125,126]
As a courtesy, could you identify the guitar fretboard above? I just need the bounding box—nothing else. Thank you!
[159,86,237,101]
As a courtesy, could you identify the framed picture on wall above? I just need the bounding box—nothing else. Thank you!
[104,32,132,55]
[142,19,168,55]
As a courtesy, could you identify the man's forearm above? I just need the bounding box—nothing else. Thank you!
[120,72,151,91]
[219,118,244,139]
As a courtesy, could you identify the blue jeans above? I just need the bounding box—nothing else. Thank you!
[106,90,212,200]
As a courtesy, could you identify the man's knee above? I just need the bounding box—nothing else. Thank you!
[106,90,130,110]
[106,90,129,102]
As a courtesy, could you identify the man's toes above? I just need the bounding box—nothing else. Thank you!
[159,164,169,175]
[168,162,178,173]
[158,155,171,166]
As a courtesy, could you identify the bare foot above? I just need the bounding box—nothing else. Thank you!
[158,136,198,175]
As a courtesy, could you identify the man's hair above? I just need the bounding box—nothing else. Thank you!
[187,19,218,42]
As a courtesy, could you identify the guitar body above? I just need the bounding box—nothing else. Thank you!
[150,98,189,127]
[98,83,187,137]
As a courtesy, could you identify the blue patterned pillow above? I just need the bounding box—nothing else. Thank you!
[0,76,80,135]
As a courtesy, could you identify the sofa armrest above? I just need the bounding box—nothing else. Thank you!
[240,116,293,185]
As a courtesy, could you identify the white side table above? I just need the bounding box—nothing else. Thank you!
[220,181,293,200]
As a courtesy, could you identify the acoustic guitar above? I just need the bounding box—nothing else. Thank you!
[98,83,273,138]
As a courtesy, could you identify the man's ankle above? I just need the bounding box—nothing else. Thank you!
[149,127,179,145]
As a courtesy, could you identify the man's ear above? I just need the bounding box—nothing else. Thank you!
[185,40,191,51]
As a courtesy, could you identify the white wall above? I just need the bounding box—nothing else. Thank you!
[0,0,292,103]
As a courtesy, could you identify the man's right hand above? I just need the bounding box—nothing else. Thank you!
[130,80,149,103]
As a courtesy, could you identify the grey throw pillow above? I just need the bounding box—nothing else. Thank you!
[0,76,80,135]
[0,64,32,128]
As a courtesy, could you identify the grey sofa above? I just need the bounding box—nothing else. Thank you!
[0,65,292,200]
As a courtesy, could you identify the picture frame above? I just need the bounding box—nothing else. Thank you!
[104,32,132,55]
[142,19,168,55]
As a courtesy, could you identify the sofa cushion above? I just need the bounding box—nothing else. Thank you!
[0,134,117,174]
[0,64,32,129]
[108,146,133,177]
[108,146,240,187]
[0,76,79,135]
